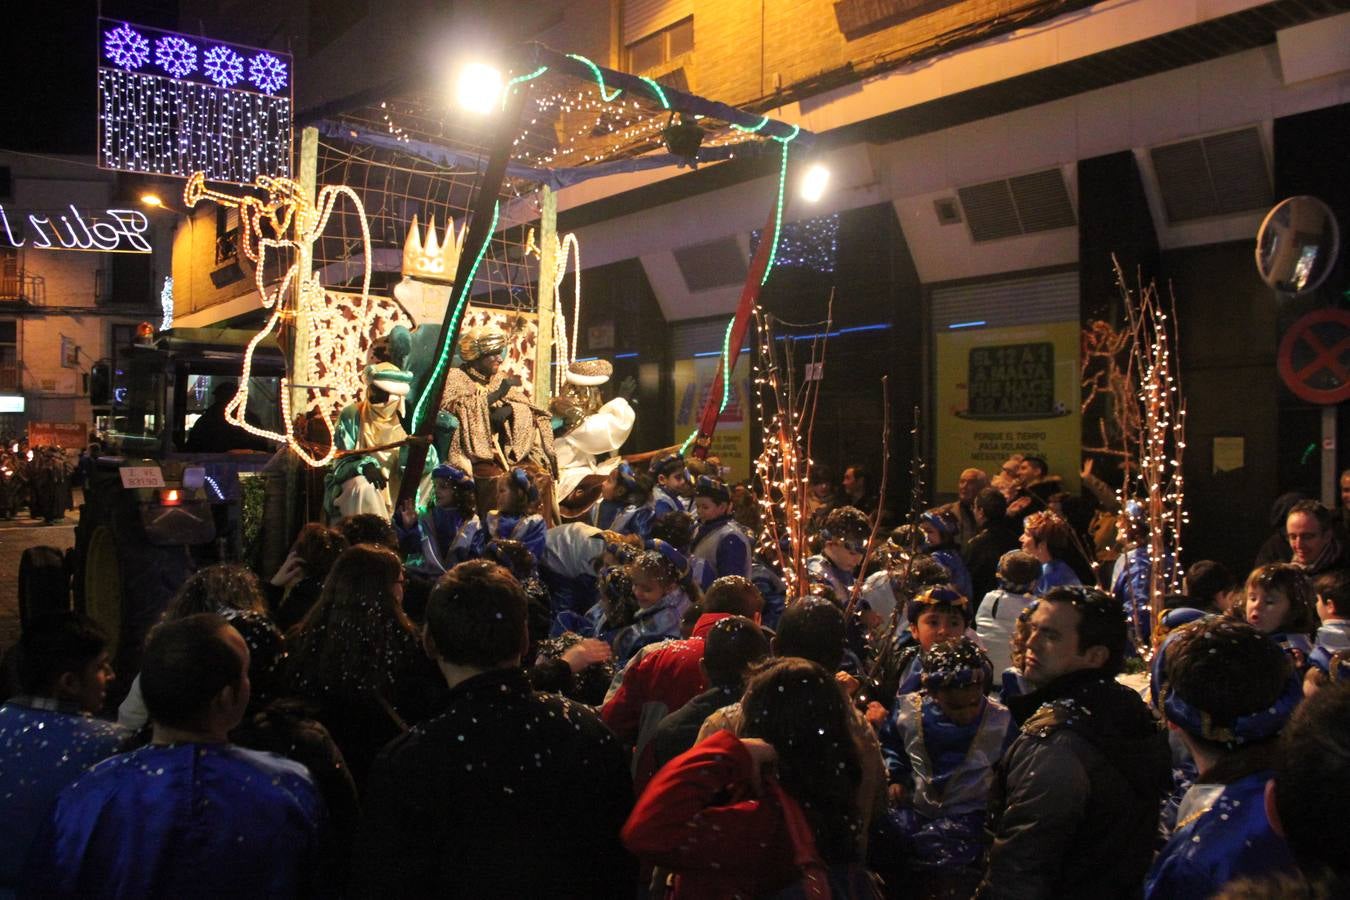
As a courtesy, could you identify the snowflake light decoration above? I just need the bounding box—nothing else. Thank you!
[154,35,197,78]
[104,23,150,71]
[203,45,245,88]
[159,276,174,331]
[248,53,288,94]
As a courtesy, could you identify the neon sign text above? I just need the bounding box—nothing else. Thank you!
[0,204,152,253]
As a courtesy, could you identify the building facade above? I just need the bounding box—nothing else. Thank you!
[169,0,1350,571]
[0,151,169,442]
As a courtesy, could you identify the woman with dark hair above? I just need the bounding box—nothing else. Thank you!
[284,544,444,788]
[268,524,350,632]
[624,658,866,897]
[118,563,278,730]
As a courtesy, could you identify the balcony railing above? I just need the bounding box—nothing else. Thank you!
[0,271,45,305]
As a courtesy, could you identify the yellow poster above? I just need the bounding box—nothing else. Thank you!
[672,355,753,483]
[935,321,1080,492]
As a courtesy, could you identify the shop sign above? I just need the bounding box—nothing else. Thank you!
[28,421,88,449]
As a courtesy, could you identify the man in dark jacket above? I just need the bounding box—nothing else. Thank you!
[963,487,1023,611]
[644,616,769,783]
[356,560,636,898]
[982,586,1171,899]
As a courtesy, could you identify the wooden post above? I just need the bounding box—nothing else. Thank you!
[535,186,559,399]
[397,89,526,506]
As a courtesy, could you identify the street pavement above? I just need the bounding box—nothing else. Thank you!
[0,506,78,656]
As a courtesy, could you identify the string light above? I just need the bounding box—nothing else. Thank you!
[184,171,376,468]
[203,46,245,88]
[153,35,197,78]
[751,212,839,272]
[1113,261,1187,652]
[636,75,671,110]
[101,20,289,92]
[98,68,291,183]
[98,20,291,182]
[731,116,769,134]
[248,53,288,94]
[104,23,150,70]
[159,276,173,331]
[564,53,623,102]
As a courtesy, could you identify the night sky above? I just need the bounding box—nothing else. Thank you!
[1,1,179,154]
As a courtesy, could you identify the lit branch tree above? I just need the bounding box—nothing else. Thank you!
[750,305,832,598]
[1114,257,1187,650]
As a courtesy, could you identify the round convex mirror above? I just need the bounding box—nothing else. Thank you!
[1256,196,1341,295]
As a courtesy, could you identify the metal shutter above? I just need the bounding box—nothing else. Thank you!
[623,0,693,45]
[931,270,1079,329]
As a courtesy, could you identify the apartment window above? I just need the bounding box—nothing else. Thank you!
[0,320,17,391]
[627,17,693,73]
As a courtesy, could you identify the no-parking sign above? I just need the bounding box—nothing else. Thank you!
[1278,308,1350,405]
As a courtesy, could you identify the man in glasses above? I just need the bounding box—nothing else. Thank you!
[982,586,1171,899]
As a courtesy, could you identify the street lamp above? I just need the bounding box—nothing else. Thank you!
[140,193,165,208]
[799,163,830,203]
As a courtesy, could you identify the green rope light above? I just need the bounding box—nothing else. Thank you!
[719,317,735,413]
[678,429,698,455]
[731,116,769,134]
[760,138,791,286]
[566,53,623,102]
[636,75,671,109]
[506,66,548,90]
[412,200,501,431]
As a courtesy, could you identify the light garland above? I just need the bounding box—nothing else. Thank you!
[564,53,623,102]
[98,68,292,183]
[1114,260,1187,651]
[101,20,290,93]
[159,276,173,331]
[752,212,839,272]
[97,20,292,182]
[184,171,376,467]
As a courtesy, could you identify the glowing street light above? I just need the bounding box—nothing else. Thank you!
[140,193,164,207]
[799,163,830,203]
[456,62,504,114]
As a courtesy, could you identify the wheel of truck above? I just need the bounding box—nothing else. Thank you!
[83,525,122,660]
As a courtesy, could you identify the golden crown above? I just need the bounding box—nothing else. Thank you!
[402,214,467,284]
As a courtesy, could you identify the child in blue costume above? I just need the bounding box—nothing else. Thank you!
[485,467,548,563]
[394,463,483,576]
[873,637,1015,891]
[918,507,974,602]
[689,476,752,580]
[648,453,691,517]
[890,586,975,703]
[578,565,640,645]
[1145,617,1301,898]
[610,541,700,666]
[650,510,715,593]
[600,462,653,538]
[806,505,880,665]
[1241,563,1319,675]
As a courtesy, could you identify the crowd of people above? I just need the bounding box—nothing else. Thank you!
[0,439,77,524]
[2,448,1349,899]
